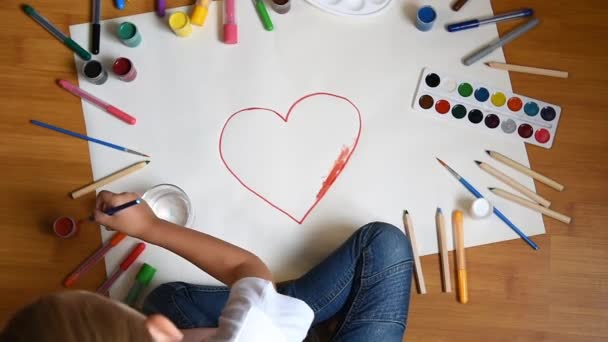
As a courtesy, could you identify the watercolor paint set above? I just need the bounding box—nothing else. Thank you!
[412,68,562,149]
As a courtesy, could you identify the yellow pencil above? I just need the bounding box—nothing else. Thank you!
[71,160,149,199]
[486,61,569,78]
[452,210,468,304]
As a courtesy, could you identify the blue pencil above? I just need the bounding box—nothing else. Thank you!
[30,120,149,157]
[436,158,539,250]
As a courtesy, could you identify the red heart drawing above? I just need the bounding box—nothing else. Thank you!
[218,93,362,224]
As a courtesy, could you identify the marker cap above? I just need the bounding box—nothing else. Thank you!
[224,24,237,44]
[136,263,157,285]
[191,5,208,26]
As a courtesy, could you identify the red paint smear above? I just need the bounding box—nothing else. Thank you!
[218,93,362,224]
[316,146,350,200]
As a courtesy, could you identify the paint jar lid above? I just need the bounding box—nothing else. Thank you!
[169,12,193,37]
[136,263,157,285]
[470,198,492,219]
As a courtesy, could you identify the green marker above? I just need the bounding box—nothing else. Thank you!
[124,263,157,307]
[253,0,273,31]
[22,4,91,61]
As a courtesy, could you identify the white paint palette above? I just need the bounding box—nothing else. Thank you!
[412,68,562,149]
[304,0,392,16]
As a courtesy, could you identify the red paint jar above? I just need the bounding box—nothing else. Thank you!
[53,216,78,238]
[112,57,137,82]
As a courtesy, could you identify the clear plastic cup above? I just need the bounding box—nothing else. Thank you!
[142,184,194,227]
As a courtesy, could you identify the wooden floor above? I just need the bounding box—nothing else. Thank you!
[1,0,606,340]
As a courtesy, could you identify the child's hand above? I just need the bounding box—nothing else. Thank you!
[93,190,160,239]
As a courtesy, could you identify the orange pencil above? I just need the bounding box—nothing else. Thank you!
[452,210,468,303]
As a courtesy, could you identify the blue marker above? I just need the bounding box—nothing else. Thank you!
[446,8,534,32]
[115,0,125,10]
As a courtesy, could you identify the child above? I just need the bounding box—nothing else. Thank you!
[1,191,413,341]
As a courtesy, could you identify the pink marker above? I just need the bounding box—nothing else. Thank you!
[58,79,137,125]
[97,242,146,295]
[223,0,237,44]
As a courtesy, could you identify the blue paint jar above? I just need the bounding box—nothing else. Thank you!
[416,6,437,32]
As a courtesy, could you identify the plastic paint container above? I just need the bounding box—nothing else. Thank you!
[416,6,436,32]
[112,57,137,82]
[169,12,192,37]
[470,198,493,219]
[271,0,291,14]
[143,184,194,226]
[118,22,142,47]
[82,60,108,85]
[53,216,78,238]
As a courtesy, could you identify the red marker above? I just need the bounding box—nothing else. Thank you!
[57,79,136,124]
[97,243,146,295]
[63,232,126,287]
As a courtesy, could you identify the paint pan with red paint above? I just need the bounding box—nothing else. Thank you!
[412,68,562,149]
[113,57,137,82]
[53,216,78,238]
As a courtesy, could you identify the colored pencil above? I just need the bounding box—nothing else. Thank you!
[475,160,551,208]
[490,188,572,224]
[30,120,149,158]
[71,161,149,199]
[463,18,539,66]
[436,208,452,293]
[436,158,539,250]
[63,232,127,287]
[486,62,569,79]
[403,210,427,294]
[486,150,564,191]
[452,210,468,304]
[97,243,146,294]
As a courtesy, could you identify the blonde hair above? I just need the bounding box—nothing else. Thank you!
[1,291,153,342]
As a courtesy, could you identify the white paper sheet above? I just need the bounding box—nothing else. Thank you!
[69,0,545,301]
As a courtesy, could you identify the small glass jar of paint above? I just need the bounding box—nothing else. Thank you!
[271,0,290,14]
[82,60,108,85]
[169,12,193,37]
[118,22,142,47]
[416,6,436,32]
[53,216,78,238]
[113,57,137,82]
[470,198,493,219]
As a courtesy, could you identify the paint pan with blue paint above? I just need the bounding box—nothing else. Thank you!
[416,6,436,32]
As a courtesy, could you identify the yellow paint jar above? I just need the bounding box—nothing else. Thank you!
[169,12,192,37]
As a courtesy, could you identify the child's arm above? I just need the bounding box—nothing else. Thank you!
[93,191,272,286]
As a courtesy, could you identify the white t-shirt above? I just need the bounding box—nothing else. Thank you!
[183,277,314,342]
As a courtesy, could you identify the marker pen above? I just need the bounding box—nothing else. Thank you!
[224,0,237,44]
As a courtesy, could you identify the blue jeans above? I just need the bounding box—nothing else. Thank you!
[144,222,414,341]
